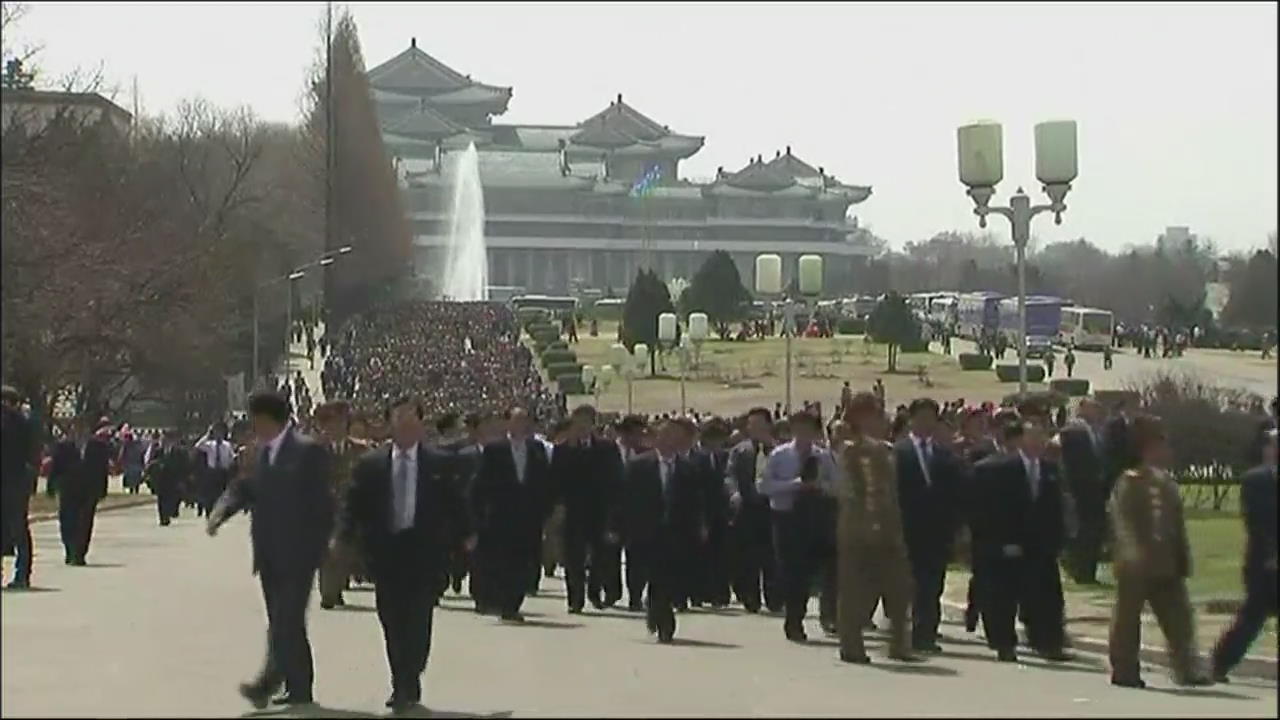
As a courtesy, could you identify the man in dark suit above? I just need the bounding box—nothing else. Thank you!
[51,418,112,566]
[207,392,333,709]
[553,404,624,613]
[1212,429,1277,682]
[471,407,553,623]
[1058,398,1108,584]
[694,417,732,608]
[615,419,705,643]
[1103,396,1139,494]
[894,398,963,653]
[614,415,651,611]
[724,407,782,613]
[434,412,473,599]
[973,421,1072,662]
[341,395,473,712]
[149,430,191,526]
[1,386,36,588]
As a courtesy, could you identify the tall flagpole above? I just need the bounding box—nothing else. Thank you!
[324,1,335,321]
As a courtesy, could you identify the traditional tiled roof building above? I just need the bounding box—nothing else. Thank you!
[373,39,876,295]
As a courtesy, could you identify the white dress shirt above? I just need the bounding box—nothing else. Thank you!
[909,432,934,486]
[264,424,291,466]
[391,443,418,533]
[1021,451,1041,501]
[510,437,528,484]
[197,438,234,469]
[657,452,675,497]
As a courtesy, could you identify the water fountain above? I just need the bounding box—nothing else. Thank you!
[440,142,488,301]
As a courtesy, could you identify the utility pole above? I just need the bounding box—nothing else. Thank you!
[324,0,335,320]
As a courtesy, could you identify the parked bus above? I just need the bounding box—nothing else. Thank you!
[1059,306,1114,350]
[998,295,1066,358]
[592,297,626,321]
[956,291,1006,340]
[512,295,578,314]
[928,296,958,327]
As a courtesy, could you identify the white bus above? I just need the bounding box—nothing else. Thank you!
[1059,307,1114,350]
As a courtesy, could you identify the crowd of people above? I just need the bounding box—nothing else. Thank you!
[321,302,559,423]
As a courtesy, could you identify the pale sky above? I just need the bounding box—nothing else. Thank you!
[11,2,1278,253]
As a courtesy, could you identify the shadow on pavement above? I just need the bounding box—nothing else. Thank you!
[501,619,583,630]
[1,585,61,593]
[868,662,959,677]
[1146,686,1258,701]
[80,562,126,569]
[240,703,513,719]
[666,637,741,650]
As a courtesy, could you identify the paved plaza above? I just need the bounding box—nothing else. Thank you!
[2,505,1276,718]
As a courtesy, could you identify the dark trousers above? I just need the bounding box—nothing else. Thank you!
[982,554,1066,652]
[1066,505,1105,584]
[253,571,316,697]
[772,510,826,631]
[375,578,435,697]
[1212,571,1278,675]
[818,553,838,630]
[478,528,539,616]
[198,468,230,517]
[58,494,98,563]
[909,551,948,648]
[624,542,650,606]
[563,518,620,610]
[727,515,781,612]
[702,523,731,605]
[2,485,33,582]
[156,484,180,525]
[641,536,679,639]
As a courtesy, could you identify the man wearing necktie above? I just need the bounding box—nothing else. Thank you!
[196,422,235,518]
[207,392,334,709]
[616,419,704,643]
[724,407,782,614]
[470,407,553,623]
[894,398,962,653]
[973,421,1071,663]
[340,396,474,712]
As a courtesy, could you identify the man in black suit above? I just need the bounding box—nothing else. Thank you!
[207,392,333,709]
[471,407,553,623]
[894,398,963,653]
[149,430,191,526]
[341,395,473,712]
[694,417,732,608]
[553,404,624,613]
[615,419,705,643]
[1212,429,1277,681]
[724,407,782,613]
[434,412,473,599]
[51,418,112,566]
[614,415,651,611]
[973,421,1072,662]
[1103,396,1139,494]
[1058,398,1108,584]
[1,386,36,588]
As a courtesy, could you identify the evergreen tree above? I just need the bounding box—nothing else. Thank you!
[867,291,921,372]
[680,250,751,337]
[622,268,674,376]
[1222,249,1278,329]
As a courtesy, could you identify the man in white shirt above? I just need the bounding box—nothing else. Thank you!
[195,422,235,518]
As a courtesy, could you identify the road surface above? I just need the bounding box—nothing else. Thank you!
[3,505,1275,718]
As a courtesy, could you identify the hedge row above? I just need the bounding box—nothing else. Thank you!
[835,317,867,335]
[1049,378,1091,397]
[995,364,1046,383]
[958,353,993,371]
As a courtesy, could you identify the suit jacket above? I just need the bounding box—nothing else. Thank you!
[342,443,469,586]
[1103,415,1138,489]
[1239,464,1278,579]
[471,437,553,539]
[725,439,773,527]
[1,406,33,486]
[552,435,623,528]
[893,436,962,563]
[50,437,111,503]
[974,454,1065,564]
[211,428,334,578]
[687,447,727,531]
[616,452,704,546]
[1059,422,1106,514]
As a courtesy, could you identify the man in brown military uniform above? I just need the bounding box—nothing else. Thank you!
[1108,414,1212,688]
[315,400,368,610]
[834,392,917,664]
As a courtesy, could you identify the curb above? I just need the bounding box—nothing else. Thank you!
[28,496,154,524]
[940,599,1277,681]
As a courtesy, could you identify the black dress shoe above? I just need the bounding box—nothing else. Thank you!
[785,627,808,643]
[238,682,270,710]
[627,600,644,612]
[500,612,525,624]
[1111,677,1146,689]
[1174,674,1214,687]
[743,603,761,614]
[657,631,674,644]
[7,578,29,589]
[997,648,1019,663]
[320,600,336,610]
[840,650,871,664]
[567,605,583,614]
[963,606,979,633]
[914,642,943,654]
[1038,648,1074,662]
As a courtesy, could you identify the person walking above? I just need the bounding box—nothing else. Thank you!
[725,408,782,614]
[1064,347,1076,378]
[340,395,473,712]
[150,431,191,526]
[315,401,367,610]
[1211,429,1277,682]
[207,391,334,709]
[1,386,36,588]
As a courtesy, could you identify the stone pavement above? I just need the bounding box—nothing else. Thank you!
[3,506,1276,718]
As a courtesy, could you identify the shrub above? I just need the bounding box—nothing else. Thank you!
[556,375,585,395]
[547,339,569,352]
[1049,378,1091,397]
[546,361,582,379]
[541,348,576,366]
[1127,371,1264,477]
[995,364,1046,383]
[900,337,930,353]
[836,317,867,335]
[1000,390,1068,416]
[958,353,993,371]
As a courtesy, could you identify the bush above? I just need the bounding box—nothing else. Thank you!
[518,307,550,326]
[546,361,582,379]
[541,348,576,366]
[995,364,1046,383]
[1000,390,1068,415]
[1049,378,1091,397]
[900,337,930,353]
[1095,389,1140,408]
[958,353,993,371]
[556,375,585,395]
[836,317,867,335]
[547,339,569,352]
[1128,371,1264,476]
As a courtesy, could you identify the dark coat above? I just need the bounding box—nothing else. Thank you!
[1239,464,1278,580]
[725,439,773,528]
[471,437,553,539]
[50,437,111,503]
[973,454,1065,563]
[211,429,334,578]
[1059,423,1106,513]
[552,435,623,529]
[616,452,704,545]
[893,436,963,564]
[342,443,470,586]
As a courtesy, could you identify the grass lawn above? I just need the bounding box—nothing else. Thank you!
[561,321,1043,415]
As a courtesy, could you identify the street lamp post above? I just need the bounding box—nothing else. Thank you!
[755,253,823,414]
[253,245,353,387]
[956,120,1078,395]
[632,343,648,414]
[611,343,633,414]
[657,312,683,412]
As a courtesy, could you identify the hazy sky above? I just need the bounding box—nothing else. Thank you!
[11,2,1278,252]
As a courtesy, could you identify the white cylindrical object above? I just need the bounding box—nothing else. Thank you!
[658,312,677,343]
[755,254,782,295]
[600,364,616,384]
[1034,120,1078,185]
[688,312,709,341]
[957,121,1004,188]
[611,343,630,368]
[633,343,649,369]
[582,364,596,386]
[798,254,823,296]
